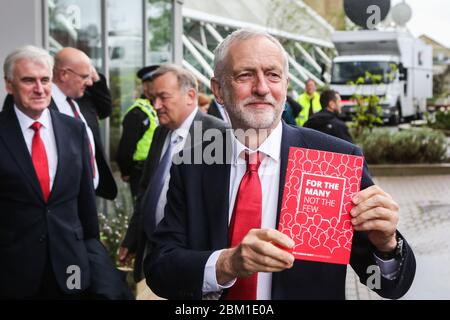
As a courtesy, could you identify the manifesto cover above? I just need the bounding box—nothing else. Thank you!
[278,147,364,265]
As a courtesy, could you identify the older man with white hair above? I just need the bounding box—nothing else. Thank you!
[144,29,416,300]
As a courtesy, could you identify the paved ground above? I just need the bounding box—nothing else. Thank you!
[345,174,450,300]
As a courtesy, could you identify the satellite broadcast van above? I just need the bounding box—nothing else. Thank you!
[330,30,433,124]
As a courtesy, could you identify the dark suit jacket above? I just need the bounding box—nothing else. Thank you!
[207,100,225,122]
[76,75,117,200]
[1,94,14,113]
[144,122,416,300]
[122,109,229,282]
[51,83,117,200]
[0,107,99,299]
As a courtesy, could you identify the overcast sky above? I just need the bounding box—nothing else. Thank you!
[392,0,450,47]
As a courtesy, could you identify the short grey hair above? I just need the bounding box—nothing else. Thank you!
[213,29,290,83]
[3,45,53,81]
[151,64,198,94]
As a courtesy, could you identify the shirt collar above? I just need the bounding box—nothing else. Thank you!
[231,120,283,164]
[14,105,52,132]
[173,107,198,141]
[51,83,68,106]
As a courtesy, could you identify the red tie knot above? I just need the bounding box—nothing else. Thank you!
[246,151,262,172]
[30,122,43,132]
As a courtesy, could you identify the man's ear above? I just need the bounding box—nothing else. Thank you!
[5,78,13,94]
[186,88,197,104]
[211,77,224,105]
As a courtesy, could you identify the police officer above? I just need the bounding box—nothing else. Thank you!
[304,89,353,143]
[295,79,322,126]
[116,65,159,200]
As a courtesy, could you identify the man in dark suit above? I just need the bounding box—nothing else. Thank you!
[144,30,416,300]
[118,64,228,297]
[51,47,117,200]
[76,70,117,200]
[0,45,106,299]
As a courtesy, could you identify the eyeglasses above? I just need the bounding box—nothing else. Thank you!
[65,68,91,81]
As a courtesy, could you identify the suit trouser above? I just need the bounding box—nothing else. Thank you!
[129,164,144,202]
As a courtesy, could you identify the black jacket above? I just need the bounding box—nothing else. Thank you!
[304,110,353,143]
[76,74,117,200]
[0,107,98,298]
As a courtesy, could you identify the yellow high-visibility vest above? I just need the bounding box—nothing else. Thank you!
[295,92,322,126]
[123,98,158,161]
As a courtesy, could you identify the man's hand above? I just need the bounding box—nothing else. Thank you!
[90,66,100,82]
[118,246,135,267]
[216,229,295,285]
[121,175,130,183]
[351,185,399,252]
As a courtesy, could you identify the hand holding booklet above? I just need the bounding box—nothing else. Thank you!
[278,147,364,265]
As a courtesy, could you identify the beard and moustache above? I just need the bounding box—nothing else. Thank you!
[223,90,285,131]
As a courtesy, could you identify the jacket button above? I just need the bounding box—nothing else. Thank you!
[39,235,47,243]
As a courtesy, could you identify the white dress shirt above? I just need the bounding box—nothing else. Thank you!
[154,107,199,227]
[15,106,58,190]
[202,121,399,299]
[52,83,99,189]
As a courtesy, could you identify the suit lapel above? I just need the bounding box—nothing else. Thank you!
[0,108,45,201]
[47,109,66,203]
[202,129,232,249]
[49,98,59,112]
[188,109,203,147]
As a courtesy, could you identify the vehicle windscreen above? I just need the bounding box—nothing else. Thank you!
[331,61,396,84]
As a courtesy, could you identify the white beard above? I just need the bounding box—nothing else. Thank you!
[224,92,283,130]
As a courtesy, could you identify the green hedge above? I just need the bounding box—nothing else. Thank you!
[354,128,449,164]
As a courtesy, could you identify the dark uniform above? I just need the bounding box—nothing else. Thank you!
[116,96,157,199]
[304,109,353,143]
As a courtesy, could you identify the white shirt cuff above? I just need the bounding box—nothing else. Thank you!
[373,254,401,280]
[202,249,236,296]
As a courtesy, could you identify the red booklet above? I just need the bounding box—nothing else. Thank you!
[278,147,364,265]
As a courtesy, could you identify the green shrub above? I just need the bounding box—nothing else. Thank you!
[355,128,448,164]
[98,181,133,264]
[430,110,450,131]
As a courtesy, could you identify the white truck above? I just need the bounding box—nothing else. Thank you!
[330,30,433,124]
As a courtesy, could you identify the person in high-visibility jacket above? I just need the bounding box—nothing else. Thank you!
[295,79,322,126]
[116,65,159,200]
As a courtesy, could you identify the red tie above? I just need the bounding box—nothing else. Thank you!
[67,97,96,178]
[67,97,80,119]
[226,151,262,300]
[30,122,50,202]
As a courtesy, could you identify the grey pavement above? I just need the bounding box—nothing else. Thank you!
[346,174,450,300]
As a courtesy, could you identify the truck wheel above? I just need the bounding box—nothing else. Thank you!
[388,103,402,126]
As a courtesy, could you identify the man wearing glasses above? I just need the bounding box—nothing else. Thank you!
[51,47,116,198]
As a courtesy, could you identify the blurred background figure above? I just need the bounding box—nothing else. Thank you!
[295,79,322,126]
[282,95,302,126]
[198,92,212,113]
[116,65,159,201]
[52,47,117,200]
[304,89,353,143]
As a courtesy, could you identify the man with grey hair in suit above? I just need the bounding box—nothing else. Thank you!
[119,64,228,298]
